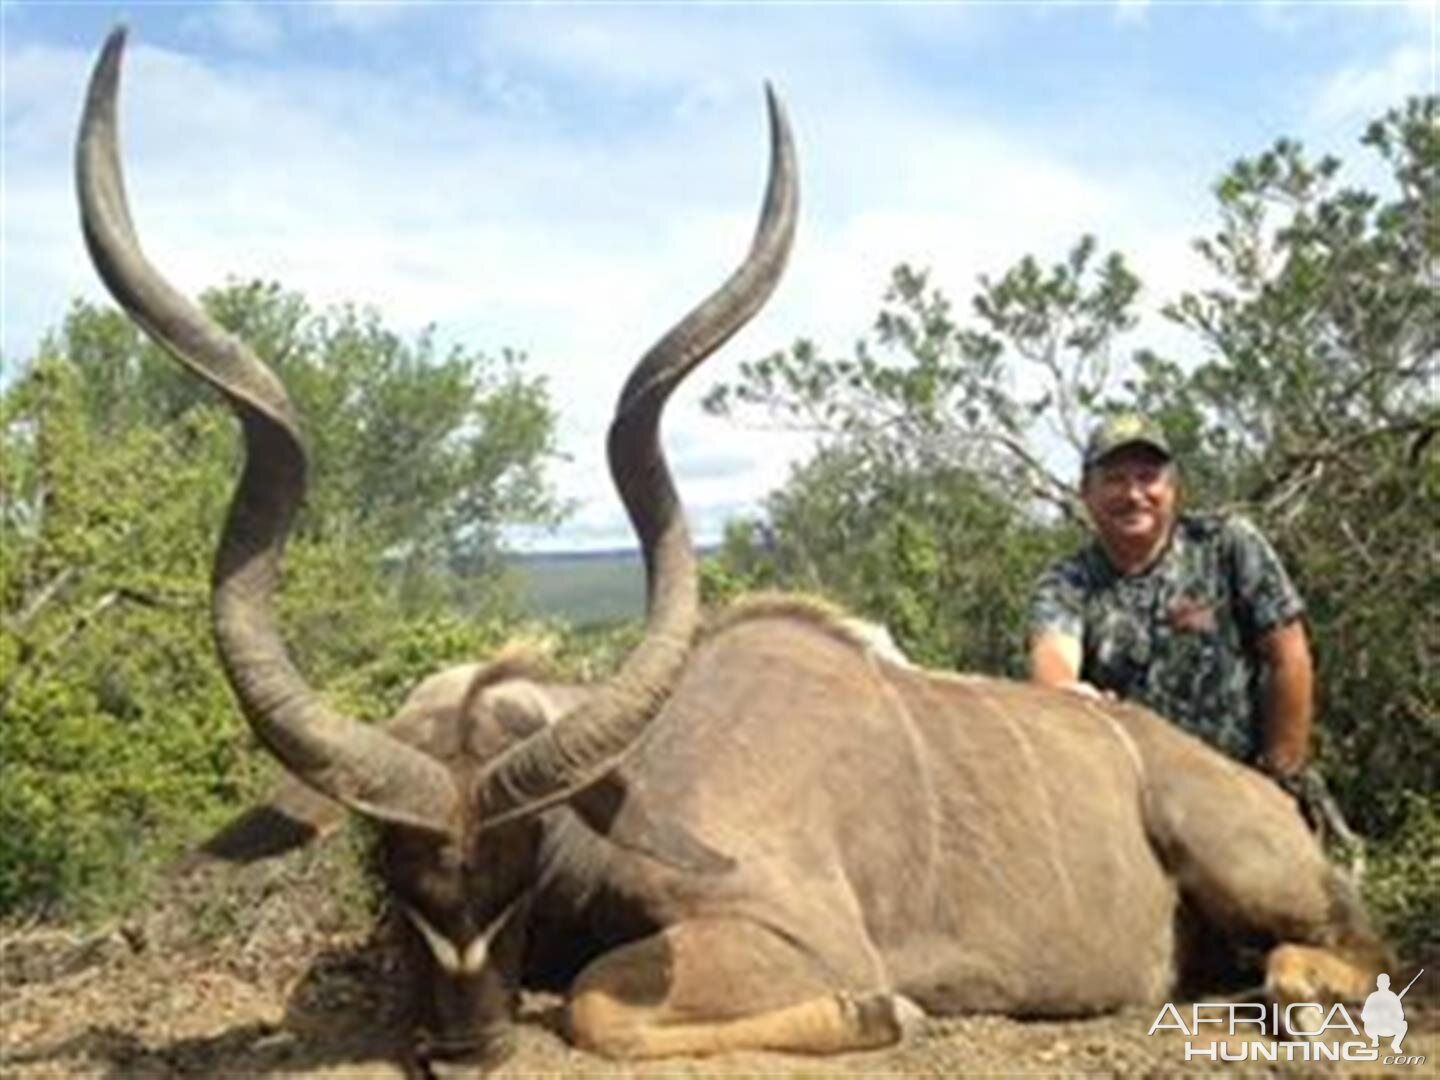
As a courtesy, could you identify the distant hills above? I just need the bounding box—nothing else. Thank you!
[506,545,718,625]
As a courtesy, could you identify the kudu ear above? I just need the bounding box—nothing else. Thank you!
[180,707,441,871]
[184,776,347,868]
[570,776,736,877]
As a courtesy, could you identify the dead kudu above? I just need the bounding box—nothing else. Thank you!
[78,27,1387,1074]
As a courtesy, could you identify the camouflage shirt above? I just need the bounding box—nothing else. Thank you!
[1028,515,1305,762]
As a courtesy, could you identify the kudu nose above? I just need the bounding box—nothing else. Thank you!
[415,1026,516,1078]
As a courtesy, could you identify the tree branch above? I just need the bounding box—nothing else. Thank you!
[8,566,78,631]
[1,587,182,712]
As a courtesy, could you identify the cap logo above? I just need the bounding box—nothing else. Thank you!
[1109,415,1144,440]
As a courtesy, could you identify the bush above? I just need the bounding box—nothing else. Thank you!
[1,284,562,921]
[1364,793,1440,963]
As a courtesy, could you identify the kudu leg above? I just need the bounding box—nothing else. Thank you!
[567,918,916,1059]
[1144,757,1388,1017]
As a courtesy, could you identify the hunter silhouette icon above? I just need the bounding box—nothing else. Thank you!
[1362,970,1423,1053]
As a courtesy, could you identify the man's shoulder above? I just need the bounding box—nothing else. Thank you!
[1176,511,1244,541]
[1177,513,1303,623]
[1028,543,1110,631]
[1038,541,1109,590]
[1176,513,1278,556]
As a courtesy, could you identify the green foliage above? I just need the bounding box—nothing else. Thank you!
[711,448,1075,673]
[325,610,520,723]
[1,357,248,915]
[53,281,566,574]
[1,282,564,919]
[552,619,645,683]
[1362,793,1440,961]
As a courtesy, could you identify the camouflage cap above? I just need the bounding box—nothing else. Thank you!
[1082,413,1173,469]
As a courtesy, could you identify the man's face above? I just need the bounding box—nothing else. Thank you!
[1081,446,1178,554]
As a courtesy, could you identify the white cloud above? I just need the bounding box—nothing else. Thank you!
[0,31,1199,548]
[1311,44,1431,131]
[474,5,893,101]
[2,6,1414,550]
[184,1,284,54]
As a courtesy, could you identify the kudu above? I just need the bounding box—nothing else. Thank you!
[78,27,1387,1074]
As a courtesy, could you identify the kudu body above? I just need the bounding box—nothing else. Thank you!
[78,28,1384,1072]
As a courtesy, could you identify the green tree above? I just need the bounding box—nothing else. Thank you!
[57,281,566,578]
[702,239,1131,668]
[0,282,564,917]
[706,447,1073,674]
[705,237,1142,524]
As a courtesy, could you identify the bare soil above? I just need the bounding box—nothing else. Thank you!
[4,856,1434,1078]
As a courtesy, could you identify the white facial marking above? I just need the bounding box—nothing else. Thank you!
[402,897,521,976]
[405,904,462,972]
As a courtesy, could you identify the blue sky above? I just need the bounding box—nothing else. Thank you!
[3,1,1433,549]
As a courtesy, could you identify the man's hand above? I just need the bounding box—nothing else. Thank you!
[1056,680,1116,702]
[1030,631,1118,703]
[1261,760,1309,801]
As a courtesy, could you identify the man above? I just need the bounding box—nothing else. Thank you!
[1028,414,1313,789]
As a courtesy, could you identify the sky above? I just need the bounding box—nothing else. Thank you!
[2,0,1434,551]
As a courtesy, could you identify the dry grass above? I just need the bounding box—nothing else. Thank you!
[3,853,1434,1078]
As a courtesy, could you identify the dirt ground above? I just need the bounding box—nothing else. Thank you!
[3,857,1434,1078]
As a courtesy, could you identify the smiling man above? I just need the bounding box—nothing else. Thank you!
[1028,414,1314,790]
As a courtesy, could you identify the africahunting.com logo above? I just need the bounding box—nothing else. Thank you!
[1148,970,1426,1065]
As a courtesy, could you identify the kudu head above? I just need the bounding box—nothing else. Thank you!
[76,26,796,1071]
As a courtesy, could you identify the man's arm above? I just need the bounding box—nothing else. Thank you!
[1258,618,1314,776]
[1027,557,1113,701]
[1030,629,1080,686]
[1222,517,1311,776]
[1029,630,1109,700]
